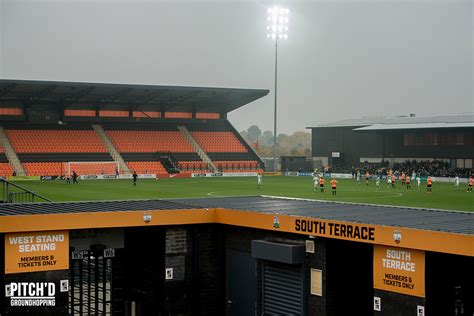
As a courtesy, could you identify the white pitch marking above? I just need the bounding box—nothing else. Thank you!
[372,192,403,199]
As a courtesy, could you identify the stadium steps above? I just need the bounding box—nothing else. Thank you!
[225,120,264,166]
[92,124,131,174]
[0,127,26,176]
[178,126,217,172]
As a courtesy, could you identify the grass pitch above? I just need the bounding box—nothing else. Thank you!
[13,176,473,212]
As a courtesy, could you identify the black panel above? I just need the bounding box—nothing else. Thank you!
[425,252,474,316]
[207,152,256,161]
[0,154,9,163]
[185,120,228,132]
[4,270,69,316]
[2,122,92,130]
[311,126,474,165]
[121,152,201,162]
[102,123,178,131]
[252,240,304,264]
[373,290,425,316]
[263,262,304,315]
[17,153,113,162]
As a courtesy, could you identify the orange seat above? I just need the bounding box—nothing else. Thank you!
[106,131,195,153]
[6,130,107,153]
[191,132,247,153]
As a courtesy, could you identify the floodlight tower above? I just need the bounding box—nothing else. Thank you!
[266,6,289,171]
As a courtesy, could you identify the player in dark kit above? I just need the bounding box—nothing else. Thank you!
[133,171,138,186]
[72,171,78,184]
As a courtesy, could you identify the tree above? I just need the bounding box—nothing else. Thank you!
[239,130,249,142]
[239,125,311,158]
[246,125,262,143]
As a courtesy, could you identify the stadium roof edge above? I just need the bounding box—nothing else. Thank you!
[0,79,269,114]
[0,196,472,256]
[306,113,474,130]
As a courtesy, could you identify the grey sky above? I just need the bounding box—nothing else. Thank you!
[0,0,472,134]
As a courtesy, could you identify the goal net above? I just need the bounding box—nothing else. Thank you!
[64,161,120,177]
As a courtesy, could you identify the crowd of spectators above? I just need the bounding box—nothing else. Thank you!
[348,160,472,178]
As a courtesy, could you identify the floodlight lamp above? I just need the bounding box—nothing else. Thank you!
[266,6,289,40]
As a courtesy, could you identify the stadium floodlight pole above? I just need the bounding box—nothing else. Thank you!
[267,6,289,171]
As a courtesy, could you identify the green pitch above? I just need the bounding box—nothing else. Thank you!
[13,177,474,212]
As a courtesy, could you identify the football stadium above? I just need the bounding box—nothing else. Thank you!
[0,79,472,316]
[0,1,473,316]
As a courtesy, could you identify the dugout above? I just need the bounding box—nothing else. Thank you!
[0,196,473,315]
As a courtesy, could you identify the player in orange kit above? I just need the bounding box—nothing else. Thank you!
[331,178,338,196]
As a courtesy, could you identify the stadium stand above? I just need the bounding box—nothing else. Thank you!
[190,132,247,152]
[103,121,262,174]
[106,130,195,153]
[0,80,267,176]
[102,123,203,174]
[186,120,263,171]
[3,123,113,176]
[0,120,264,176]
[0,144,13,177]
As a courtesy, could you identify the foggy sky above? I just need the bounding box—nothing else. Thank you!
[0,0,472,134]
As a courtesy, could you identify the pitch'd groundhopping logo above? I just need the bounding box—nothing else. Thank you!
[6,282,56,307]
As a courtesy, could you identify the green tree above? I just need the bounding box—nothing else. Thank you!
[246,125,262,143]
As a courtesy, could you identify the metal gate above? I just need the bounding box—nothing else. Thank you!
[262,262,304,316]
[70,250,113,315]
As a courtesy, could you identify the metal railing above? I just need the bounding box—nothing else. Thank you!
[0,178,52,203]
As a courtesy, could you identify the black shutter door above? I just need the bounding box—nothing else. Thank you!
[263,262,303,315]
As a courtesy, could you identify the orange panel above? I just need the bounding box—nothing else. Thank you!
[165,112,192,119]
[132,111,161,118]
[0,108,23,116]
[99,110,129,117]
[64,110,96,117]
[196,112,220,119]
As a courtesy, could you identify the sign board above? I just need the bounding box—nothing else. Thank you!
[191,172,257,178]
[373,245,425,297]
[5,231,69,274]
[331,152,340,158]
[165,268,173,280]
[310,269,322,296]
[417,305,425,316]
[374,297,381,311]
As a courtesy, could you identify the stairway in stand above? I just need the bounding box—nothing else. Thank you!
[0,126,25,176]
[92,124,131,174]
[178,126,217,172]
